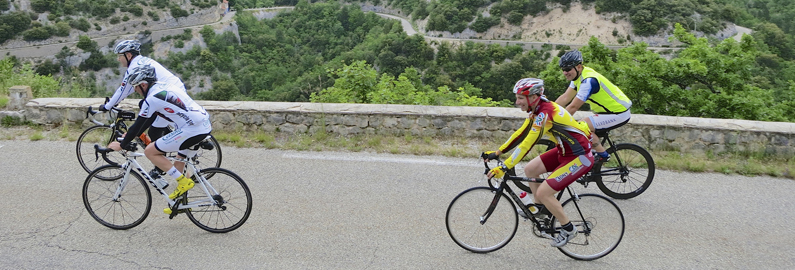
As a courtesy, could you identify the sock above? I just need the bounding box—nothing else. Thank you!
[562,222,574,232]
[597,151,609,158]
[166,167,183,180]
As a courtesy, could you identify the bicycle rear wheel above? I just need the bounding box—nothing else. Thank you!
[552,194,624,260]
[185,168,251,233]
[594,143,655,199]
[446,187,518,253]
[76,125,125,176]
[82,165,152,230]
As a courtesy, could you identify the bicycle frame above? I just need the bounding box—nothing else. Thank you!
[581,131,627,184]
[482,158,592,238]
[106,147,224,213]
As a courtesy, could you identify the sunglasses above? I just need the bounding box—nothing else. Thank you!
[561,67,573,72]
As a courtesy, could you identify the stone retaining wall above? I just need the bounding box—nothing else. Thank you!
[13,98,795,157]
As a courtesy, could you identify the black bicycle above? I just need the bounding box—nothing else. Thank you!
[76,105,222,177]
[528,125,655,199]
[445,154,625,260]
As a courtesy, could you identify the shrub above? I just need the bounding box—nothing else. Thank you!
[22,27,51,41]
[69,17,91,32]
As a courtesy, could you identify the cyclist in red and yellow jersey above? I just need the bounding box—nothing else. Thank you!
[484,78,595,247]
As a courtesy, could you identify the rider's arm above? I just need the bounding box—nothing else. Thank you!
[119,115,156,148]
[498,118,532,155]
[565,95,586,116]
[555,82,577,105]
[562,78,599,116]
[103,70,136,110]
[502,113,548,170]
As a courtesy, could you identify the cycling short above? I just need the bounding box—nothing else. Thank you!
[153,119,212,158]
[589,110,631,131]
[539,148,594,191]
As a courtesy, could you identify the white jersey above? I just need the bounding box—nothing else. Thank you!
[139,83,210,132]
[103,55,185,110]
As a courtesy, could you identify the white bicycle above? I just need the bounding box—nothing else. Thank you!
[82,142,251,233]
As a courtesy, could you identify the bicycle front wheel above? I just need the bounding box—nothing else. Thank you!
[76,125,125,176]
[82,165,152,230]
[594,143,655,199]
[552,194,624,260]
[185,168,251,233]
[446,187,518,253]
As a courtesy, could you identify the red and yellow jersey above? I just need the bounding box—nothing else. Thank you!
[499,100,592,169]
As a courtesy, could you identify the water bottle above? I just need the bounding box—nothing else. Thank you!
[519,192,539,214]
[150,169,169,190]
[155,177,169,190]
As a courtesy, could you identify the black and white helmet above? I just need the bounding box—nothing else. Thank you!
[559,50,583,68]
[127,65,156,87]
[113,40,141,54]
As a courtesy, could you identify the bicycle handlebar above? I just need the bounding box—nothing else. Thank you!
[480,152,545,183]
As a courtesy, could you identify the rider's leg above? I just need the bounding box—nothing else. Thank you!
[583,117,607,153]
[535,181,569,224]
[523,148,558,204]
[542,152,594,246]
[145,143,173,174]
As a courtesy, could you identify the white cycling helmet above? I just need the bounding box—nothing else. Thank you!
[512,78,544,96]
[113,40,141,54]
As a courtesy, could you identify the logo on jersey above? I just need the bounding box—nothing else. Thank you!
[164,108,174,113]
[533,112,545,127]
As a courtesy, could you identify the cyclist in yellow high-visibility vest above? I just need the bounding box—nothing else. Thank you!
[555,50,632,163]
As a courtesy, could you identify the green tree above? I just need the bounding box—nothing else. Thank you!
[310,60,377,103]
[69,18,91,32]
[22,27,52,41]
[199,78,241,101]
[76,35,98,52]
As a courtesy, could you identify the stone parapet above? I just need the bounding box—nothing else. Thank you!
[21,98,795,157]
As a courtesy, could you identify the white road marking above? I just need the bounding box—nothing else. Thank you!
[282,152,480,167]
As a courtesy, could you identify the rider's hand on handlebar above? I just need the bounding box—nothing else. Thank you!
[108,141,122,151]
[483,151,500,161]
[487,166,506,179]
[98,104,108,112]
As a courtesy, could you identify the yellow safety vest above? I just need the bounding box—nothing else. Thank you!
[572,67,632,113]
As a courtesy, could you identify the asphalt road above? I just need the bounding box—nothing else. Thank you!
[0,140,793,269]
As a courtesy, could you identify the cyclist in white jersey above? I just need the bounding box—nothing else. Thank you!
[101,40,187,141]
[108,65,212,202]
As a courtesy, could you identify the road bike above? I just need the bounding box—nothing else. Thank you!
[445,154,625,260]
[83,143,251,233]
[76,105,222,178]
[529,125,655,199]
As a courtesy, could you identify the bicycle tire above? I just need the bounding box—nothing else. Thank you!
[446,187,518,253]
[191,135,223,179]
[185,168,251,233]
[593,143,655,199]
[82,165,152,230]
[552,194,624,260]
[76,125,125,176]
